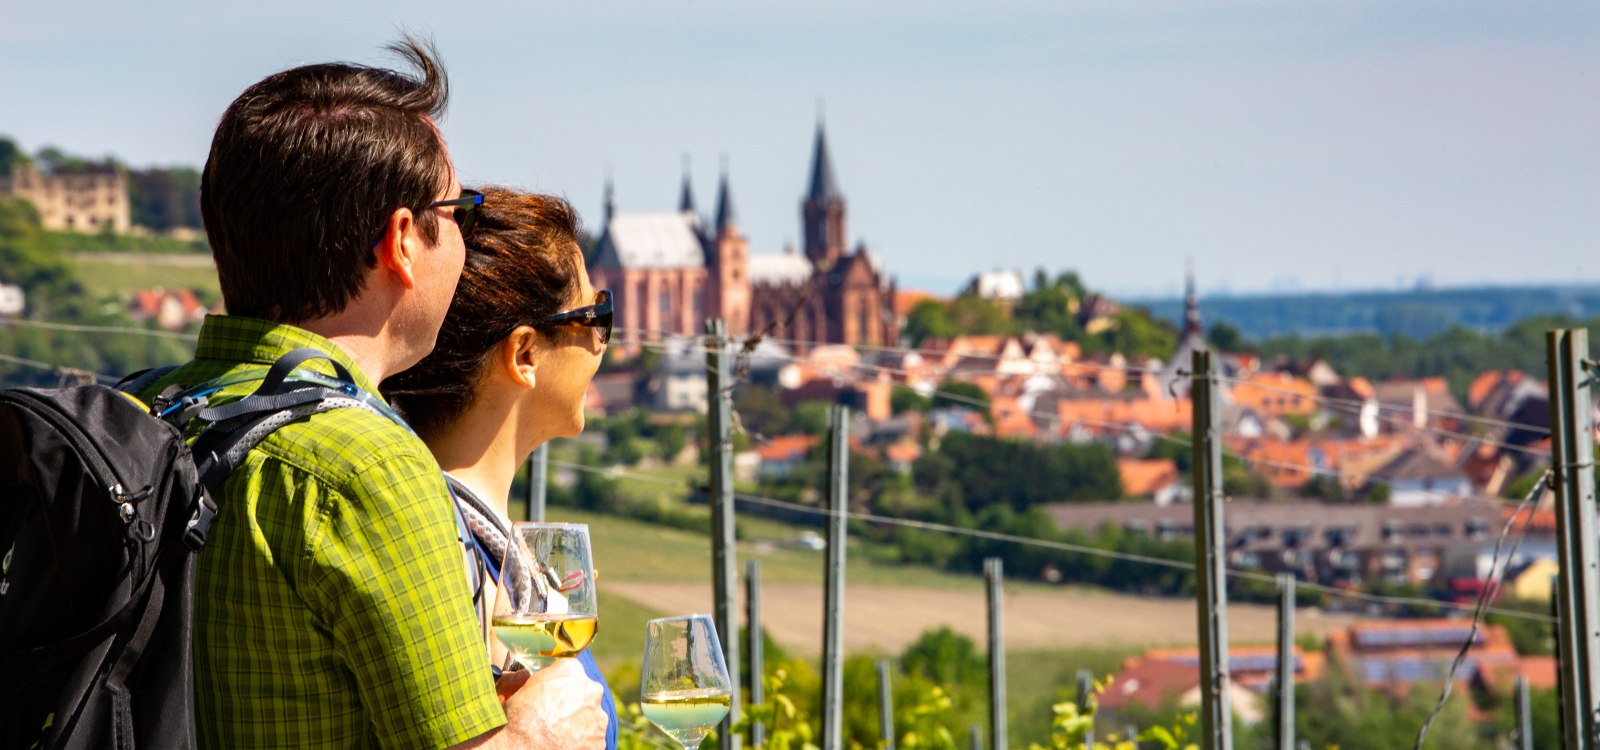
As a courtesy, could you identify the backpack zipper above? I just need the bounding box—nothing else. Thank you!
[2,389,150,537]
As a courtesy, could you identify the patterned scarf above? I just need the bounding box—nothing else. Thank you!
[443,474,557,617]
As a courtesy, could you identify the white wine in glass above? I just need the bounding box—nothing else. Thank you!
[641,614,733,749]
[493,522,598,669]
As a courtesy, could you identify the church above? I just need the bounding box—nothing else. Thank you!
[590,122,899,355]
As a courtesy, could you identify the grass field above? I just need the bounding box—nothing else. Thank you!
[556,506,986,589]
[555,506,1353,714]
[551,486,1358,653]
[69,252,221,301]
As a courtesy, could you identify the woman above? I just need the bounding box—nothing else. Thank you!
[383,186,617,748]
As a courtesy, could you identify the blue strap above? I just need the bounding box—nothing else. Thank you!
[472,530,501,583]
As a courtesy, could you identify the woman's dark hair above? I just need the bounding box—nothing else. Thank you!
[202,36,452,323]
[383,187,585,440]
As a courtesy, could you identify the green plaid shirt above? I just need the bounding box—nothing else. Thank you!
[146,316,503,750]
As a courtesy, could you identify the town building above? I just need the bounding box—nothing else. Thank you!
[1045,500,1504,588]
[0,283,23,317]
[590,122,898,356]
[127,288,208,331]
[961,269,1026,303]
[1097,657,1266,725]
[1327,619,1520,692]
[1,161,130,234]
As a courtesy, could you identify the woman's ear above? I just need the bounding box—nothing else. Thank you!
[499,325,541,390]
[374,208,420,289]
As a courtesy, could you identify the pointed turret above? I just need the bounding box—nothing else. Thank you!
[678,154,695,214]
[801,117,847,269]
[1184,266,1202,336]
[1157,267,1210,401]
[706,157,749,334]
[715,161,738,234]
[807,122,842,203]
[602,174,616,224]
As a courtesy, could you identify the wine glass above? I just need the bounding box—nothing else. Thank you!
[492,522,599,670]
[640,615,733,749]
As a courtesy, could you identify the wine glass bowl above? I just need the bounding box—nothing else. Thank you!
[492,522,598,668]
[640,614,733,749]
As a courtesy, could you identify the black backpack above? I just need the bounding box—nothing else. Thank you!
[0,348,384,750]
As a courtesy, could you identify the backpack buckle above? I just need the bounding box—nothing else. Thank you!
[184,494,218,550]
[162,395,209,426]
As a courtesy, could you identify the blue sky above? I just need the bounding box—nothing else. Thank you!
[3,1,1597,297]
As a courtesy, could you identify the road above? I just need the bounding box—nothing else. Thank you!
[607,580,1355,655]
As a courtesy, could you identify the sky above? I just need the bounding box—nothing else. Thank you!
[3,1,1597,298]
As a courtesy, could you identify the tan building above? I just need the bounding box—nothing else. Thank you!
[1,162,130,234]
[590,121,897,356]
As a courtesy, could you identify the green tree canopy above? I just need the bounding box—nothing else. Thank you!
[128,167,202,232]
[0,137,23,169]
[913,432,1121,511]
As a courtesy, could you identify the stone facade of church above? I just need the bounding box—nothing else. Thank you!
[590,123,898,355]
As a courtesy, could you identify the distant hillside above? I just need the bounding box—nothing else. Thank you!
[1136,284,1600,342]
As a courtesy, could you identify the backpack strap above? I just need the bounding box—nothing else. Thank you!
[115,365,179,398]
[180,349,406,548]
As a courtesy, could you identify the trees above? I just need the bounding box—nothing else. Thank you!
[902,269,1183,360]
[1294,655,1488,749]
[0,197,194,386]
[903,299,960,345]
[1205,322,1245,352]
[127,167,202,232]
[904,296,1016,346]
[732,385,829,438]
[913,432,1122,512]
[933,380,989,412]
[1143,430,1275,499]
[1012,282,1083,341]
[891,385,933,415]
[0,137,22,169]
[1097,308,1176,360]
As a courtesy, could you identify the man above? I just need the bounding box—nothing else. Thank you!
[149,38,607,748]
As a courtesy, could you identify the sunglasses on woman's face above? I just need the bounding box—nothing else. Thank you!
[427,188,483,238]
[539,289,613,345]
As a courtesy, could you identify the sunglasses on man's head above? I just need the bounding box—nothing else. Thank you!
[428,188,483,238]
[539,289,613,345]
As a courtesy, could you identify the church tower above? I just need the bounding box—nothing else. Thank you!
[706,165,750,333]
[801,120,847,271]
[678,155,697,217]
[1183,266,1202,337]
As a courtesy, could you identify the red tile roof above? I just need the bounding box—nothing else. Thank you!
[755,435,820,462]
[885,441,921,464]
[1117,459,1179,498]
[895,290,940,317]
[1097,659,1201,714]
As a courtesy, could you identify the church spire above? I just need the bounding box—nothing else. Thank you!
[715,157,737,233]
[678,154,695,214]
[603,173,616,224]
[807,118,842,203]
[802,115,847,269]
[1184,263,1202,336]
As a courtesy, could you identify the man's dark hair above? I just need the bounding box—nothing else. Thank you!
[201,37,452,323]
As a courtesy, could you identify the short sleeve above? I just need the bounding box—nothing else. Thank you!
[298,450,505,750]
